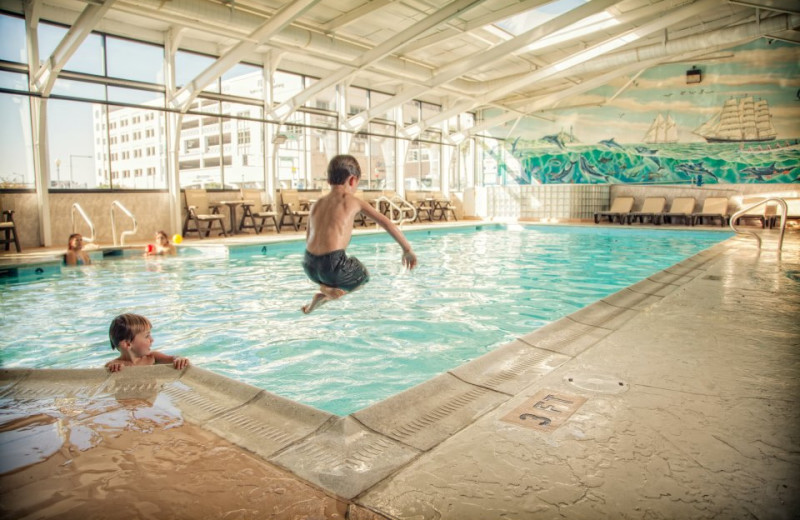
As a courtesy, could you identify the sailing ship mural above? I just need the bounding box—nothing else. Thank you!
[643,114,678,144]
[496,40,799,185]
[694,97,777,143]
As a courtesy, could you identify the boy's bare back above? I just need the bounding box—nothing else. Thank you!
[305,188,361,255]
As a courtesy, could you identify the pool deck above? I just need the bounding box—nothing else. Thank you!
[2,223,799,519]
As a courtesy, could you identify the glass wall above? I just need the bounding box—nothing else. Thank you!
[0,12,481,197]
[0,88,35,188]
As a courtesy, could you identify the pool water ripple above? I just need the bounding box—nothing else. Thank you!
[0,225,729,415]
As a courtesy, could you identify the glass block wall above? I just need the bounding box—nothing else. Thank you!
[486,185,610,220]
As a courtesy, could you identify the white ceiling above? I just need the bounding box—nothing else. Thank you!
[5,0,799,136]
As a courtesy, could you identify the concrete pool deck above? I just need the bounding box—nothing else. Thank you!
[1,224,799,519]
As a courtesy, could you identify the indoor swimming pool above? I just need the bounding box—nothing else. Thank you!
[0,224,731,415]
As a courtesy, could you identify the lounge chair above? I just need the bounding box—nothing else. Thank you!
[732,197,770,228]
[240,189,279,234]
[626,197,666,225]
[594,196,634,224]
[1,202,21,252]
[182,189,227,239]
[659,197,696,225]
[692,197,729,227]
[278,189,310,231]
[769,197,800,228]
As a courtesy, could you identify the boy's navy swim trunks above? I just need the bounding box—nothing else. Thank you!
[302,249,370,291]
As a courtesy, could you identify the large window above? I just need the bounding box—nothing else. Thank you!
[370,123,395,190]
[107,36,164,84]
[404,131,441,191]
[39,22,105,76]
[0,89,35,188]
[48,99,101,189]
[0,14,27,64]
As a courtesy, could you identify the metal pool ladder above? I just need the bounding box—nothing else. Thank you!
[374,195,417,226]
[71,203,96,244]
[729,197,788,251]
[111,200,138,246]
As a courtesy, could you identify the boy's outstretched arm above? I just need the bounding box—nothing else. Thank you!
[152,351,191,370]
[358,200,417,269]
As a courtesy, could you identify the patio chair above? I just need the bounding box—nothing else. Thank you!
[626,197,666,225]
[692,197,729,227]
[594,196,634,224]
[405,191,433,222]
[278,189,310,232]
[659,197,696,225]
[430,191,457,221]
[182,189,227,239]
[1,201,21,252]
[240,189,279,234]
[353,190,369,227]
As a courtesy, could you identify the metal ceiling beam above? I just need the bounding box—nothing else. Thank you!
[348,0,621,133]
[729,0,800,15]
[322,0,398,33]
[31,0,117,96]
[764,29,800,43]
[171,0,321,112]
[480,0,721,105]
[455,33,775,141]
[267,0,486,122]
[400,0,553,54]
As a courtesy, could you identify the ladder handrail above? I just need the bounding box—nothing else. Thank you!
[374,195,417,226]
[730,197,787,251]
[71,203,96,244]
[110,200,138,246]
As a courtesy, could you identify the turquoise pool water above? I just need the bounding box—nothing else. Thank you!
[0,225,730,415]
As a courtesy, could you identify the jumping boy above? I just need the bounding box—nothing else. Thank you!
[106,313,189,372]
[302,154,417,313]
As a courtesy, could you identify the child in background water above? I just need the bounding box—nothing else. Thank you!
[106,313,189,372]
[145,231,177,256]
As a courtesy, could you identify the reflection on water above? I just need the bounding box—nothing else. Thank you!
[0,392,350,519]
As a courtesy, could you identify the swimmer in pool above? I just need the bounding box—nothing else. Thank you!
[145,230,177,256]
[301,154,417,314]
[65,233,91,266]
[105,313,189,372]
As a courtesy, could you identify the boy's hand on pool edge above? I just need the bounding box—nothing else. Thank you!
[106,361,125,373]
[172,357,190,370]
[403,250,417,270]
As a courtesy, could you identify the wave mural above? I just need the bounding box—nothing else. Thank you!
[511,140,800,185]
[496,39,800,184]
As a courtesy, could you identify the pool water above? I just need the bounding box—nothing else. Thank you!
[0,225,729,415]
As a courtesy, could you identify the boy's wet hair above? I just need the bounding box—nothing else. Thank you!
[109,313,151,350]
[327,155,361,185]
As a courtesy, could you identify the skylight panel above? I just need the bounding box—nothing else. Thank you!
[495,0,590,36]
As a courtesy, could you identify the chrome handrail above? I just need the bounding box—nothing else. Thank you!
[71,203,96,244]
[374,195,417,226]
[730,197,787,251]
[111,200,138,246]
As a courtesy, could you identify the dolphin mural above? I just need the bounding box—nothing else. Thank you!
[740,162,789,181]
[579,155,610,182]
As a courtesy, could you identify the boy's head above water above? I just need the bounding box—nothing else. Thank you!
[109,313,151,350]
[327,154,361,185]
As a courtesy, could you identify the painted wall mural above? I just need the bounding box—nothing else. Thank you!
[492,39,800,184]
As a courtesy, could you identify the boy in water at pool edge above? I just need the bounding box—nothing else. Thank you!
[105,313,189,372]
[302,154,417,313]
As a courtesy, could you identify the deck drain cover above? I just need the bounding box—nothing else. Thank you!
[564,374,628,394]
[501,389,586,433]
[703,275,722,281]
[786,270,800,282]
